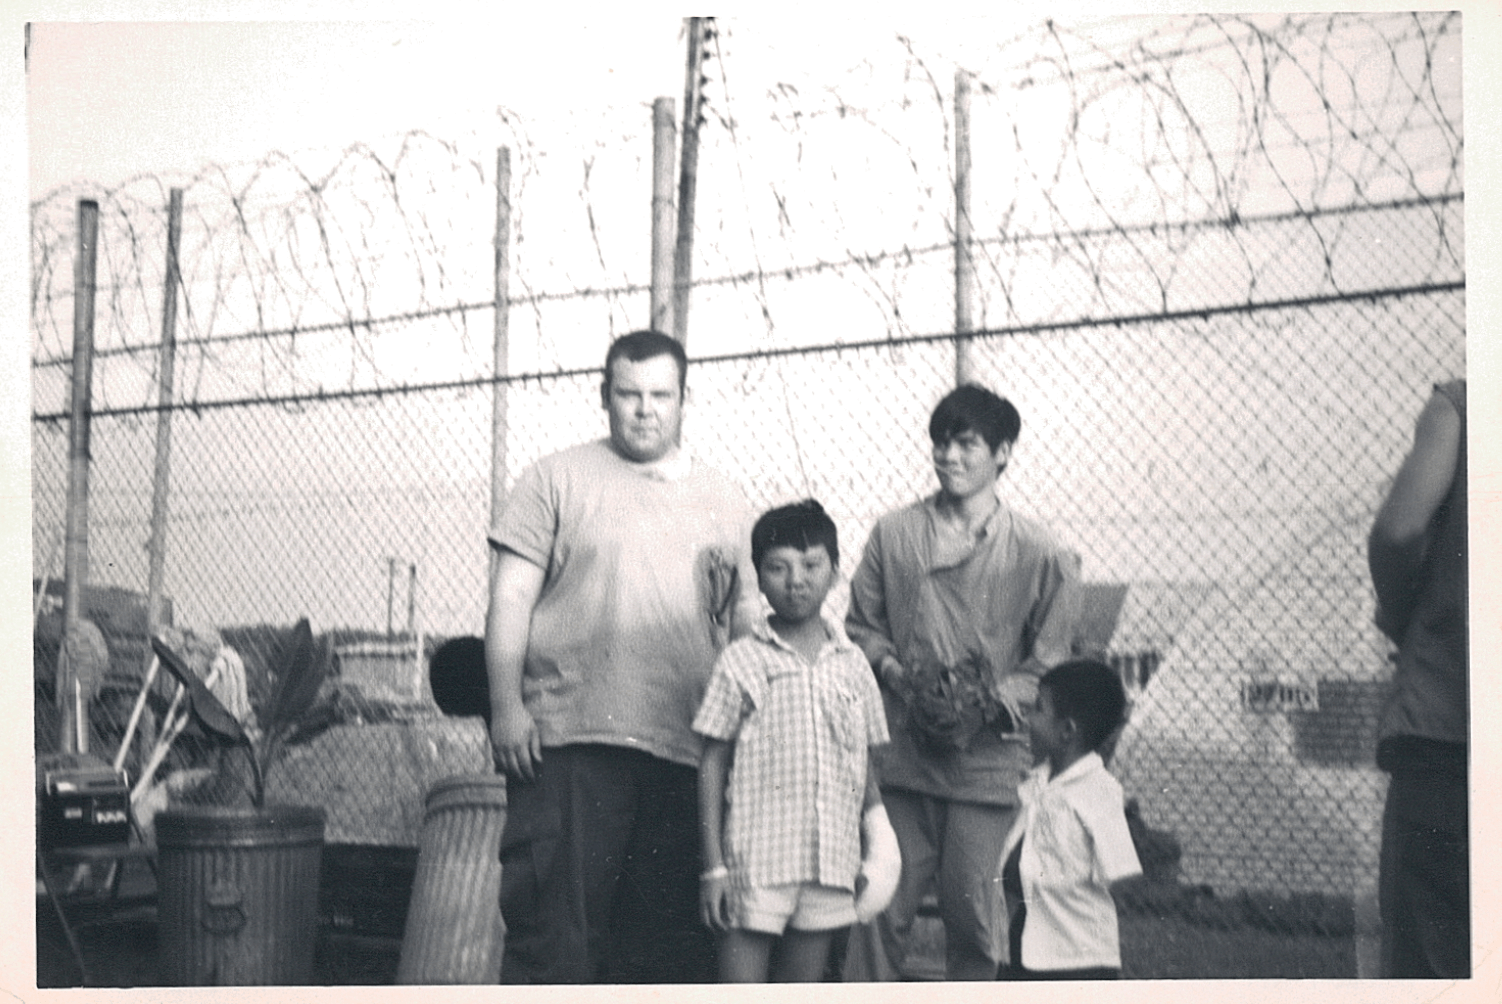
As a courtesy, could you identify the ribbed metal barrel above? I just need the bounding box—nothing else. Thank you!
[397,774,508,984]
[156,805,325,985]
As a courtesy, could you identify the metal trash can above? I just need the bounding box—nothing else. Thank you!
[156,804,325,985]
[397,774,508,984]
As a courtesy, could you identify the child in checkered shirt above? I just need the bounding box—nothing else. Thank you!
[693,500,901,982]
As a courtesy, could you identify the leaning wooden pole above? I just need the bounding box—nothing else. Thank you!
[672,17,708,347]
[59,199,100,754]
[650,97,678,335]
[489,148,512,549]
[146,189,183,640]
[954,68,976,386]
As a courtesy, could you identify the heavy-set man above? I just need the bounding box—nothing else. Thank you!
[485,329,758,983]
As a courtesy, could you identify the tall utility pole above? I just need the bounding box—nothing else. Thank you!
[490,147,512,572]
[407,561,422,699]
[954,68,976,386]
[672,16,711,348]
[59,199,100,753]
[385,557,399,639]
[651,97,677,335]
[406,562,417,637]
[146,189,183,640]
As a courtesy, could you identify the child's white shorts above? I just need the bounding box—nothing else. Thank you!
[732,882,857,934]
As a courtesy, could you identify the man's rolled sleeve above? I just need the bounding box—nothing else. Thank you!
[488,461,555,568]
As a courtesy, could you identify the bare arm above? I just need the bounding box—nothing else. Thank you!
[1373,391,1461,544]
[1369,390,1462,641]
[862,750,883,811]
[485,546,547,781]
[697,737,734,930]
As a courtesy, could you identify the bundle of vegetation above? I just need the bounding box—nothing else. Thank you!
[153,617,331,809]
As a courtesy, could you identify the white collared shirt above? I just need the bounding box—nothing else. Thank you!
[999,751,1142,970]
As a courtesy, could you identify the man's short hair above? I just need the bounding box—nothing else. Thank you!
[603,330,688,391]
[751,499,839,570]
[1038,659,1128,753]
[929,383,1021,452]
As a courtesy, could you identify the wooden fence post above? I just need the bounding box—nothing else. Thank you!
[672,17,709,348]
[651,97,677,335]
[59,199,100,754]
[146,188,183,640]
[489,148,512,570]
[954,68,976,386]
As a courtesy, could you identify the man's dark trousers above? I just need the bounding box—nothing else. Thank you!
[499,743,714,983]
[1379,769,1469,979]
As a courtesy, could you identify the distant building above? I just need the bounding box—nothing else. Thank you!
[333,638,427,705]
[1110,508,1390,896]
[1074,580,1213,696]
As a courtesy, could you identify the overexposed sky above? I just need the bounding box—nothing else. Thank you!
[27,16,686,196]
[25,13,1052,199]
[33,11,1267,393]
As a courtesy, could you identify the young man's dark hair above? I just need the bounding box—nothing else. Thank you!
[751,498,840,570]
[1037,659,1128,753]
[603,329,688,392]
[928,383,1021,452]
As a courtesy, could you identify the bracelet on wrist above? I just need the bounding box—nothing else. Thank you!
[700,865,729,882]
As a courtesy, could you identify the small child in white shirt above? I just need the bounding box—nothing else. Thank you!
[998,659,1142,980]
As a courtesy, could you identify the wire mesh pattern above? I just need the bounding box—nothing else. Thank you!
[31,12,1463,964]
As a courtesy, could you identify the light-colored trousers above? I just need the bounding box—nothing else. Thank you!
[842,789,1016,981]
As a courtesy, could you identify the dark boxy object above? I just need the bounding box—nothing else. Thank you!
[38,753,131,849]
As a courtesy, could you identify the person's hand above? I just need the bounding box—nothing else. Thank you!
[992,674,1038,734]
[489,703,542,782]
[877,654,907,694]
[854,803,901,923]
[699,865,732,931]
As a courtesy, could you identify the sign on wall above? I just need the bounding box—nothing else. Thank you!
[1240,680,1320,713]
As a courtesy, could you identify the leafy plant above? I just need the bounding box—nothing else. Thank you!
[900,650,1014,754]
[152,617,329,808]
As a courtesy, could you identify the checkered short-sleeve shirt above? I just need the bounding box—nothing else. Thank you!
[693,618,888,890]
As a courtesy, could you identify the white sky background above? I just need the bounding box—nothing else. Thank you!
[24,14,1087,393]
[24,13,1034,197]
[23,13,1205,380]
[7,5,1502,999]
[27,16,686,196]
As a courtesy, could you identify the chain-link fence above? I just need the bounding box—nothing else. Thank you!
[32,13,1463,977]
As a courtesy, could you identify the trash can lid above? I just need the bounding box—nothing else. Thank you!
[156,804,326,848]
[424,774,507,815]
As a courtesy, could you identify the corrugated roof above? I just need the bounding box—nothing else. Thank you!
[1079,580,1217,654]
